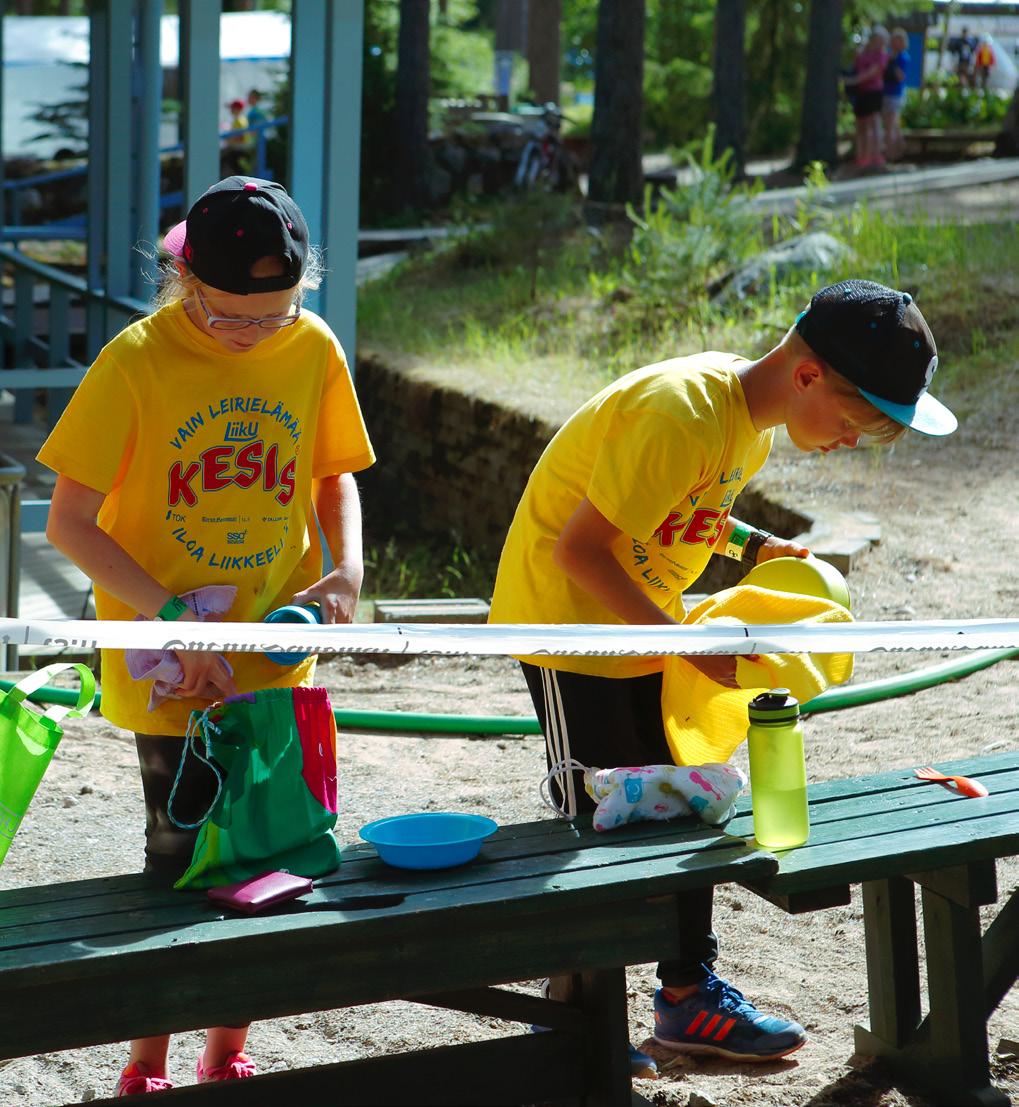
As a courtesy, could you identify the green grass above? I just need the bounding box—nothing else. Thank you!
[360,190,1019,405]
[361,537,499,603]
[357,171,1019,599]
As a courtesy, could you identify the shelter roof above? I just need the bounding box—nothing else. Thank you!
[2,12,291,67]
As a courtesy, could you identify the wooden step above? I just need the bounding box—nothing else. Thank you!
[373,597,491,624]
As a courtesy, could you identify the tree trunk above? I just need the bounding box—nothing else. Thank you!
[526,0,562,105]
[995,87,1019,157]
[712,0,746,178]
[795,0,843,169]
[588,0,646,211]
[394,0,432,212]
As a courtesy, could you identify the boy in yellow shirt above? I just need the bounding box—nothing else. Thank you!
[490,279,955,1070]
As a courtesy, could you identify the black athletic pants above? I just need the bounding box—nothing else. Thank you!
[521,662,718,987]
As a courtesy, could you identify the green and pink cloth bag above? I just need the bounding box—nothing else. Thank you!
[170,686,340,889]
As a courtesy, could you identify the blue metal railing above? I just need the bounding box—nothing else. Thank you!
[0,117,290,488]
[0,243,150,441]
[2,116,289,241]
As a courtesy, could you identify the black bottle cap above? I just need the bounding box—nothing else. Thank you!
[748,688,800,724]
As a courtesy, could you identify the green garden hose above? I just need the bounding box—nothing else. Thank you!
[3,647,1016,735]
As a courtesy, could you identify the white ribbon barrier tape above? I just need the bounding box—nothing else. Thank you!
[3,617,1019,657]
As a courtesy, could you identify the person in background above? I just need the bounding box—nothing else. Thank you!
[949,26,977,88]
[844,26,890,169]
[882,28,911,162]
[974,36,996,91]
[225,99,248,146]
[245,89,267,130]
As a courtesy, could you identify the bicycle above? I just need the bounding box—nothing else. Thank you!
[512,103,578,193]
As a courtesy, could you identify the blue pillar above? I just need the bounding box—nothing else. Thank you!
[179,0,222,204]
[133,0,164,300]
[290,0,364,367]
[321,1,364,363]
[86,3,109,360]
[104,0,134,306]
[289,0,327,249]
[0,10,5,249]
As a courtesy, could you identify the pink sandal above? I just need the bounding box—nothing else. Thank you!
[115,1062,174,1096]
[196,1050,256,1082]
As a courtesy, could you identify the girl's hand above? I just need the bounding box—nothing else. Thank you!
[292,563,363,625]
[164,610,236,700]
[174,648,237,700]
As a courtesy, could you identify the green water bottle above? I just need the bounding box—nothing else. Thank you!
[746,689,810,849]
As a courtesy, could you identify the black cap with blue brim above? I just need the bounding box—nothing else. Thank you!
[795,279,957,436]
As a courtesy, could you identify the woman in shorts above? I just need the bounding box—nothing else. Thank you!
[845,26,889,168]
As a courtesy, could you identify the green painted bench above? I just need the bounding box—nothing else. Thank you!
[2,754,1014,1105]
[735,749,1019,1107]
[0,813,776,1106]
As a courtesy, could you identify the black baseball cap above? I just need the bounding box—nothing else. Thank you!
[795,279,957,436]
[163,176,309,295]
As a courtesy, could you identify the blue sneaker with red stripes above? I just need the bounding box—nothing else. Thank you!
[652,974,806,1061]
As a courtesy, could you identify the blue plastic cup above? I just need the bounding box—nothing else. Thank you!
[263,602,321,665]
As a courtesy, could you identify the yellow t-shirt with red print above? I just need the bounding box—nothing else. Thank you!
[37,300,374,734]
[489,354,773,678]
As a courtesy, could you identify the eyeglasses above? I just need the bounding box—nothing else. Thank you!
[194,289,301,332]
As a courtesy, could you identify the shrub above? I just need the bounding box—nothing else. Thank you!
[643,57,713,150]
[902,80,1011,129]
[621,129,765,320]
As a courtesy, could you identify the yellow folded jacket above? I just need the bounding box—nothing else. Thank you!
[662,584,854,766]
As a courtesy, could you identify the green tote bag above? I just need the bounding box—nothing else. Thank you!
[0,663,96,868]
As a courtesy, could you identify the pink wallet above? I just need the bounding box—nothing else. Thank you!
[207,870,313,915]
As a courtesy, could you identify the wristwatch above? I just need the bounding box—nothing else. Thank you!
[742,529,773,569]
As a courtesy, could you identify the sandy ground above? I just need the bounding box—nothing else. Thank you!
[1,353,1017,1105]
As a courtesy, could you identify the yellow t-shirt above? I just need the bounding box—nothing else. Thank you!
[489,354,773,678]
[37,301,375,734]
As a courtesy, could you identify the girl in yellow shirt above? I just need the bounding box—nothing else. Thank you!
[38,176,374,1095]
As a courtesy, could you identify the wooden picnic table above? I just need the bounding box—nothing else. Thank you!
[736,749,1019,1107]
[0,813,776,1106]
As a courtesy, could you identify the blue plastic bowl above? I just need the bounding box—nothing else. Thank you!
[359,812,498,870]
[263,602,321,665]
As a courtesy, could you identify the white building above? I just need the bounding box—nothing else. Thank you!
[2,11,291,160]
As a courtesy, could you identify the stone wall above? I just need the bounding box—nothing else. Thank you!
[355,353,812,592]
[355,354,555,556]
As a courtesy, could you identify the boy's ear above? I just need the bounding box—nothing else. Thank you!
[172,259,188,280]
[791,358,825,393]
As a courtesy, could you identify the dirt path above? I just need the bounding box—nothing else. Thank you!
[1,362,1017,1105]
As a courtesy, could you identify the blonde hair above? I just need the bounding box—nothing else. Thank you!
[784,328,906,443]
[151,246,324,311]
[819,364,907,443]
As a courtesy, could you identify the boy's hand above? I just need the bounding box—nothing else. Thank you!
[756,536,810,563]
[292,564,363,624]
[682,654,741,689]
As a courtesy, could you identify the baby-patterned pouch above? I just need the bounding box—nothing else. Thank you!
[542,759,747,831]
